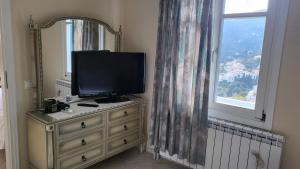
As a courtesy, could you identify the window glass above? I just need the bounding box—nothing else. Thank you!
[215,17,266,110]
[66,21,73,73]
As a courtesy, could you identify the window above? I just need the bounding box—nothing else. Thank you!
[209,0,289,129]
[216,0,268,110]
[66,20,73,75]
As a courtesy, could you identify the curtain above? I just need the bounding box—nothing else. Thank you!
[82,21,99,50]
[73,20,100,51]
[150,0,213,165]
[72,20,83,51]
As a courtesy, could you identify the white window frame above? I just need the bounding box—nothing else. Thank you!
[209,0,290,130]
[62,20,72,81]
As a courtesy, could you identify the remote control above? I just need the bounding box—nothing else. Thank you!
[77,103,99,107]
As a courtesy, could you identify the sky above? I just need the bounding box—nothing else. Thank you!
[225,0,269,14]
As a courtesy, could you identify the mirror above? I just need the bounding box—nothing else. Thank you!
[30,16,121,107]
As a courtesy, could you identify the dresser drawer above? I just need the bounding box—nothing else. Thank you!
[108,105,139,123]
[58,145,104,169]
[58,114,104,137]
[58,129,104,155]
[107,119,139,138]
[107,132,139,154]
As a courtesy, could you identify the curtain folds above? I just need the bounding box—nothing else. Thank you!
[150,0,213,165]
[73,20,100,51]
[82,21,100,50]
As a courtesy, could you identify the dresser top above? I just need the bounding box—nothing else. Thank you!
[27,96,144,125]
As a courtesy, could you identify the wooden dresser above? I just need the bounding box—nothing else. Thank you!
[27,97,145,169]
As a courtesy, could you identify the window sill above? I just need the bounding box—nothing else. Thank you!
[208,108,272,130]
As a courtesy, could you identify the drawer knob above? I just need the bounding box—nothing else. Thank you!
[124,111,128,116]
[123,139,128,144]
[124,125,128,130]
[81,122,86,129]
[81,155,87,162]
[81,139,86,146]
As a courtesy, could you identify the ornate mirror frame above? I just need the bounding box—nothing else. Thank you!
[29,16,122,108]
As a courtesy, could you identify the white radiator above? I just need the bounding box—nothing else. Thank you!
[55,79,71,97]
[159,118,284,169]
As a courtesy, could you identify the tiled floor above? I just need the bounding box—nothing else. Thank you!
[0,150,5,169]
[89,148,189,169]
[1,148,187,169]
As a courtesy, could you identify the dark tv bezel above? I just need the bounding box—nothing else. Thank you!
[71,51,146,98]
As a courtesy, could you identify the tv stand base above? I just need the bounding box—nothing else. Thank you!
[95,96,129,103]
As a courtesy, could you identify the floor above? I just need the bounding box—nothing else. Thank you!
[89,148,189,169]
[0,148,187,169]
[0,150,5,169]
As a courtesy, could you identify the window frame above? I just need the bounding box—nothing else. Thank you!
[209,0,290,130]
[62,20,73,81]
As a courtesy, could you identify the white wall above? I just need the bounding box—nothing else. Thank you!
[41,21,65,98]
[0,36,3,148]
[120,0,159,138]
[0,31,3,116]
[272,0,300,168]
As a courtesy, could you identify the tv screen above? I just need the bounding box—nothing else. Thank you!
[72,51,145,97]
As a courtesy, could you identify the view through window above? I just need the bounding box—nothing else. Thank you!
[215,0,269,110]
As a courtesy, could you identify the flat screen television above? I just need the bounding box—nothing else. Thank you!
[71,51,145,100]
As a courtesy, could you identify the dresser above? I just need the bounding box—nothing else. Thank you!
[27,97,145,169]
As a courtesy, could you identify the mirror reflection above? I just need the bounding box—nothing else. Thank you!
[41,19,117,98]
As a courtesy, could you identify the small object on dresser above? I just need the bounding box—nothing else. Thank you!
[43,99,70,113]
[43,99,57,113]
[57,101,70,111]
[77,103,99,107]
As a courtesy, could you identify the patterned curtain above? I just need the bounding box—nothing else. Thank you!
[82,21,99,50]
[72,20,83,51]
[73,20,100,51]
[150,0,213,165]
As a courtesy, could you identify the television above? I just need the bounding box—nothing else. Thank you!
[71,51,145,101]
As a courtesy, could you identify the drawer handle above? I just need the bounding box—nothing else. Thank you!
[124,125,128,130]
[81,155,87,162]
[81,139,86,146]
[123,139,128,144]
[124,111,128,116]
[81,122,86,129]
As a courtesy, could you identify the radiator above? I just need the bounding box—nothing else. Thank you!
[55,79,71,97]
[159,118,284,169]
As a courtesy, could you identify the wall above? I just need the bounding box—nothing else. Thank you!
[119,0,159,138]
[0,32,3,86]
[0,32,4,150]
[120,1,300,169]
[10,0,121,168]
[272,0,300,168]
[104,29,116,51]
[41,21,65,98]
